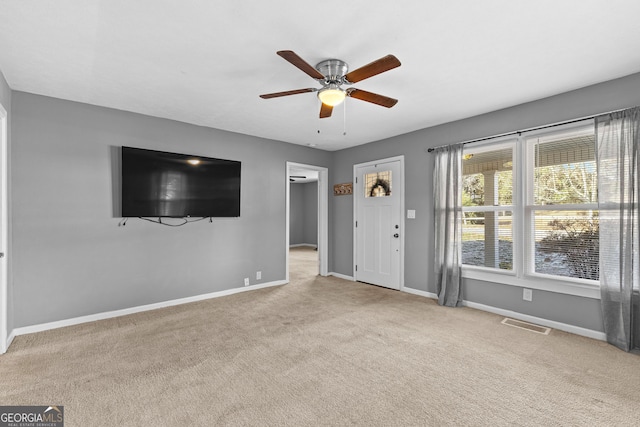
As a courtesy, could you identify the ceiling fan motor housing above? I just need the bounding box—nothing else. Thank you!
[316,59,349,83]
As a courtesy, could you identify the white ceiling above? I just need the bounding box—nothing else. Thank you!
[2,1,640,151]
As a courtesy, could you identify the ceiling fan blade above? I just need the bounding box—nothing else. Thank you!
[344,54,401,83]
[277,50,326,80]
[259,88,316,99]
[319,103,333,118]
[347,88,398,108]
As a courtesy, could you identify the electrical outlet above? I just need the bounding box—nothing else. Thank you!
[523,288,533,302]
[244,277,250,287]
[256,271,262,280]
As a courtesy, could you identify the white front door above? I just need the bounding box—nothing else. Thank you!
[354,157,403,290]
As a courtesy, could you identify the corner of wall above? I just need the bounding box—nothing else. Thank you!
[0,68,12,351]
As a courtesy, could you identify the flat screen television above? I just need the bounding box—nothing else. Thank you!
[121,146,241,218]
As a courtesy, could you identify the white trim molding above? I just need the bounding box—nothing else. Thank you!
[462,301,606,341]
[402,287,606,341]
[402,287,438,299]
[461,269,601,299]
[328,272,355,281]
[353,155,405,290]
[286,162,329,281]
[13,280,287,338]
[0,103,7,355]
[6,330,14,350]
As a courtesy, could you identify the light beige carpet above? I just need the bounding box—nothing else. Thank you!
[1,246,640,426]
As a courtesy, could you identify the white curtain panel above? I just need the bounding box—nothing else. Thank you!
[596,107,640,352]
[433,143,464,307]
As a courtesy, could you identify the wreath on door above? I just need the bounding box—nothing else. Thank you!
[369,178,391,197]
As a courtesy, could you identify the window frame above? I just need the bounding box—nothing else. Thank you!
[461,120,601,299]
[460,137,517,274]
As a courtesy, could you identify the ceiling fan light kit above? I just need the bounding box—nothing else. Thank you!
[317,84,346,107]
[260,50,400,119]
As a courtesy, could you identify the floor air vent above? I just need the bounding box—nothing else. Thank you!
[501,318,551,335]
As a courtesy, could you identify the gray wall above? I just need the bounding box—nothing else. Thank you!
[11,92,331,328]
[330,71,640,333]
[289,182,318,246]
[289,184,304,245]
[8,71,640,334]
[0,70,12,335]
[303,182,318,245]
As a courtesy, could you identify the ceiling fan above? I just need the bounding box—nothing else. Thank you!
[260,50,401,119]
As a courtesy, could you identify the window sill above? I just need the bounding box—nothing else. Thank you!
[461,266,601,299]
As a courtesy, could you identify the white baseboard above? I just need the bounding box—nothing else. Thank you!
[402,287,438,299]
[401,287,606,341]
[13,280,287,338]
[462,301,607,341]
[6,330,15,351]
[10,280,607,346]
[329,272,355,281]
[289,243,317,248]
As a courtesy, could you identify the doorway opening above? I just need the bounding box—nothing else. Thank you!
[286,162,328,282]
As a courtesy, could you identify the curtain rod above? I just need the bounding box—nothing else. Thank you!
[425,106,634,153]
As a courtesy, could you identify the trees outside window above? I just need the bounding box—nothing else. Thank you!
[461,122,599,284]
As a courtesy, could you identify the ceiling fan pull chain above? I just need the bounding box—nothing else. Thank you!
[343,99,347,136]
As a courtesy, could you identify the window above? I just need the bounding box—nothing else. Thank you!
[461,141,515,271]
[364,171,392,197]
[526,124,598,281]
[461,121,599,292]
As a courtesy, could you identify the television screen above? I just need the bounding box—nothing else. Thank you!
[121,146,241,218]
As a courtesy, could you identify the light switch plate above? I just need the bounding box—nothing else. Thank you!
[407,210,416,219]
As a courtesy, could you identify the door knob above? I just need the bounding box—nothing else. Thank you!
[393,233,399,238]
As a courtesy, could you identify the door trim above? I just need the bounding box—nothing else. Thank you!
[286,162,329,280]
[353,155,405,290]
[0,102,8,354]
